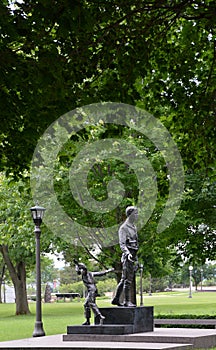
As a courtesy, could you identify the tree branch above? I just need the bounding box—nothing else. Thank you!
[0,245,18,286]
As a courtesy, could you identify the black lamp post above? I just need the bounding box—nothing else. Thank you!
[188,265,193,298]
[200,268,203,291]
[149,274,152,296]
[30,205,46,337]
[140,263,144,306]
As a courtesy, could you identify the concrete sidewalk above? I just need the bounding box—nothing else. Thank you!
[0,328,216,350]
[0,333,192,350]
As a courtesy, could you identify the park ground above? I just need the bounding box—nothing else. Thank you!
[0,290,216,342]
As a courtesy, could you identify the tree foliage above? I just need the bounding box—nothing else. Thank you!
[0,0,215,299]
[0,0,215,175]
[0,174,56,313]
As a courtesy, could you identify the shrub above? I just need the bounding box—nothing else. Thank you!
[154,314,216,328]
[59,278,117,297]
[59,281,84,296]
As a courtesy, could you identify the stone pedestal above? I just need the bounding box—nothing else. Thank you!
[63,306,154,341]
[67,324,133,335]
[95,306,154,333]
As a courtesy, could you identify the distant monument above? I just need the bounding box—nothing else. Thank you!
[44,283,52,303]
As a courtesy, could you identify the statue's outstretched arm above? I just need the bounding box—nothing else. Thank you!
[92,268,114,277]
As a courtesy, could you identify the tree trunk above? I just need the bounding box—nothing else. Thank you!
[0,264,5,303]
[14,261,30,315]
[0,245,30,315]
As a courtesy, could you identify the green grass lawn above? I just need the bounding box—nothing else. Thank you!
[0,291,215,342]
[0,302,84,341]
[143,290,216,315]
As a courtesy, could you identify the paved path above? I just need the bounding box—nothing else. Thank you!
[0,328,215,350]
[0,334,191,350]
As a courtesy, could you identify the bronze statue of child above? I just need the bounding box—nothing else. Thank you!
[74,259,113,325]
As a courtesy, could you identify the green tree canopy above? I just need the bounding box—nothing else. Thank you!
[0,0,215,305]
[0,0,215,175]
[0,174,58,313]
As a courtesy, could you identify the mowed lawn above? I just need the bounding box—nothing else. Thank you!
[143,290,216,315]
[0,291,215,342]
[0,302,84,342]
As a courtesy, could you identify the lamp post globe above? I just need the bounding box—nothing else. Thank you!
[30,205,46,226]
[30,205,46,337]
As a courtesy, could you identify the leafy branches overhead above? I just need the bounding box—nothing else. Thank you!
[0,174,57,314]
[0,0,215,174]
[177,224,216,266]
[0,0,215,284]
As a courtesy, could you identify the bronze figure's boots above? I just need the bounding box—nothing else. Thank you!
[83,306,91,325]
[96,313,105,325]
[123,285,136,307]
[92,303,105,325]
[111,281,124,306]
[82,319,90,325]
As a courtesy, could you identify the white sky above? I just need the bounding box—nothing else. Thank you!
[46,252,67,269]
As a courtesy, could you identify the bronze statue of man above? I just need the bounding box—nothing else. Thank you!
[74,260,113,325]
[112,206,139,307]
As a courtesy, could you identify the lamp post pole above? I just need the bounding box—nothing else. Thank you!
[140,263,143,306]
[188,265,193,298]
[149,274,152,296]
[200,268,203,291]
[30,205,46,337]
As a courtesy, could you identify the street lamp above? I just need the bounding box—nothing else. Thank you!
[30,205,46,337]
[200,268,203,291]
[140,263,143,306]
[188,265,193,298]
[149,274,152,296]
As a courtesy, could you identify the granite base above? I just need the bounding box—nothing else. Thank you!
[65,306,154,339]
[67,324,133,335]
[95,306,154,333]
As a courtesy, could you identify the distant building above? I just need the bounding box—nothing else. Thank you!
[1,285,15,303]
